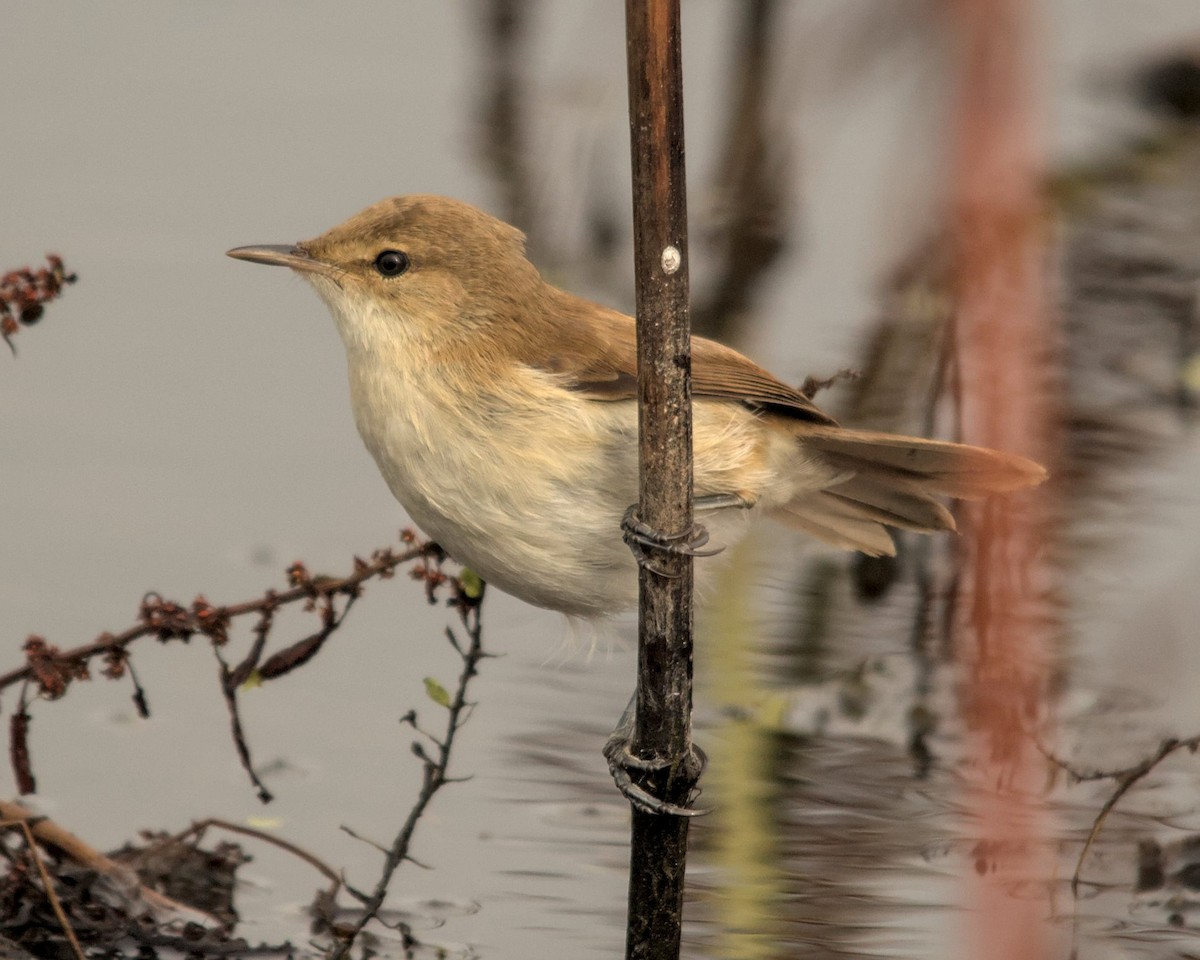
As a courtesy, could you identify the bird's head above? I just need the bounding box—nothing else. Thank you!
[228,195,542,353]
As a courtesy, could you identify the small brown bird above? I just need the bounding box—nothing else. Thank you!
[228,195,1044,618]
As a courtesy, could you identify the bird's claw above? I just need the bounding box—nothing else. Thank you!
[621,505,724,577]
[603,734,708,817]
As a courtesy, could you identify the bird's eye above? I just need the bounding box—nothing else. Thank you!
[373,250,410,277]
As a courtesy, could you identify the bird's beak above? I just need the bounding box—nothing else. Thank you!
[226,244,333,277]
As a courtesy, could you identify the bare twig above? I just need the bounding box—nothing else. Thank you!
[2,535,431,696]
[1036,735,1200,895]
[168,818,342,891]
[326,580,488,959]
[214,643,276,804]
[1,557,489,955]
[212,591,360,802]
[9,693,35,794]
[3,533,436,795]
[338,824,390,858]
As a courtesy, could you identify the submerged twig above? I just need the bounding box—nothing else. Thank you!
[1037,735,1200,896]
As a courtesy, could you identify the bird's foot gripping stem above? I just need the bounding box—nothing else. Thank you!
[621,504,723,577]
[603,698,707,817]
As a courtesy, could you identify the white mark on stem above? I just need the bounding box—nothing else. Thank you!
[660,245,682,275]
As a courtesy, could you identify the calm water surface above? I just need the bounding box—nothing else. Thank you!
[4,3,1200,957]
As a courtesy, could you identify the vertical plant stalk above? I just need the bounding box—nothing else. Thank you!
[623,1,696,958]
[946,0,1058,958]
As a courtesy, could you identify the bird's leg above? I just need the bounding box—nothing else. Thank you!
[609,492,749,812]
[603,691,708,817]
[620,505,719,577]
[620,493,753,577]
[694,492,756,513]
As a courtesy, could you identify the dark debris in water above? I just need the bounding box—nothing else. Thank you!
[107,833,248,929]
[0,830,292,960]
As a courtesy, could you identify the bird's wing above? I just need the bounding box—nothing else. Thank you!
[530,303,837,425]
[690,337,838,424]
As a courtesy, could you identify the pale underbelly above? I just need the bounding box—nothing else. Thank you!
[390,468,640,617]
[350,375,786,617]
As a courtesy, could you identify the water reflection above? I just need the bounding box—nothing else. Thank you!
[3,2,1199,958]
[478,6,1200,957]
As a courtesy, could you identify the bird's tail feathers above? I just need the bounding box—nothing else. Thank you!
[770,428,1045,556]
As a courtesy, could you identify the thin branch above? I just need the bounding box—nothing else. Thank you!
[168,818,342,891]
[1036,735,1200,896]
[339,825,390,858]
[213,640,275,804]
[9,689,35,794]
[213,591,360,802]
[1,535,431,695]
[326,584,487,960]
[3,534,435,797]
